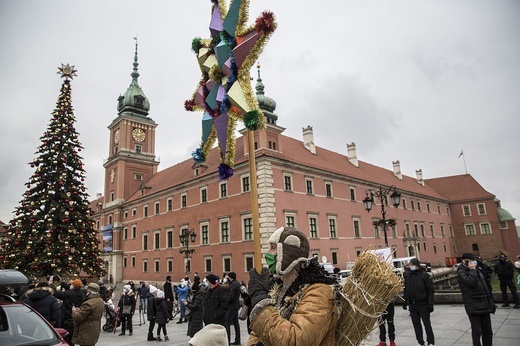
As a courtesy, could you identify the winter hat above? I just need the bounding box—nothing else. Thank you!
[268,226,310,276]
[87,283,100,293]
[37,282,49,288]
[166,275,172,281]
[410,258,421,267]
[461,253,476,260]
[69,279,82,289]
[123,284,131,293]
[228,272,237,280]
[149,285,158,295]
[189,324,228,346]
[157,290,165,299]
[206,274,218,285]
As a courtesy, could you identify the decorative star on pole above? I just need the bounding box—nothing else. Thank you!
[185,0,276,180]
[57,63,78,80]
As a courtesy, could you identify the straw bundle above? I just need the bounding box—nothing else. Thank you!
[335,251,403,346]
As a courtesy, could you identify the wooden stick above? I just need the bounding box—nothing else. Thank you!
[247,130,262,272]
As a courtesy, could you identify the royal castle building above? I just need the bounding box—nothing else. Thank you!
[91,47,519,283]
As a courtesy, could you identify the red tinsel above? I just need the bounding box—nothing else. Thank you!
[184,99,195,111]
[255,11,277,35]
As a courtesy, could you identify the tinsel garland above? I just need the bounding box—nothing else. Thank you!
[191,148,205,164]
[191,37,202,54]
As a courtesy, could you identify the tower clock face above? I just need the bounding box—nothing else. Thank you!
[114,129,120,144]
[132,128,145,142]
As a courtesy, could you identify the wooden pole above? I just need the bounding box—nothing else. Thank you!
[247,130,262,272]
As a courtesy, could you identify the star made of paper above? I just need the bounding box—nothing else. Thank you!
[186,0,276,180]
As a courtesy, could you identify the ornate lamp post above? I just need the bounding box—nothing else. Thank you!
[363,186,401,248]
[179,228,196,274]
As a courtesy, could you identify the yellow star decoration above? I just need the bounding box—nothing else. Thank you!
[185,0,276,180]
[57,63,78,80]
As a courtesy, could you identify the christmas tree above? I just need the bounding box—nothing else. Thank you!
[0,64,104,279]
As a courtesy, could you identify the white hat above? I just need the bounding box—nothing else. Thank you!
[149,285,157,294]
[189,324,228,346]
[157,290,165,299]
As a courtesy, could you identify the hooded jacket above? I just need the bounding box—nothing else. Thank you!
[118,290,136,316]
[458,264,495,315]
[247,283,338,346]
[203,283,228,326]
[24,286,61,326]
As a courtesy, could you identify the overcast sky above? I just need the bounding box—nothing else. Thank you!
[1,0,519,225]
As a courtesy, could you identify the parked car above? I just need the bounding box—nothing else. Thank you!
[0,270,69,345]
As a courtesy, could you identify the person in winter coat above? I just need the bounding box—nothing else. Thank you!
[155,290,170,341]
[403,258,435,346]
[138,281,149,313]
[225,272,241,345]
[175,280,191,323]
[23,282,61,327]
[54,279,84,345]
[475,256,494,294]
[246,227,339,346]
[458,253,496,346]
[493,253,520,308]
[239,281,252,334]
[203,274,228,326]
[146,285,158,341]
[118,284,136,336]
[71,283,104,346]
[185,283,207,337]
[164,276,174,320]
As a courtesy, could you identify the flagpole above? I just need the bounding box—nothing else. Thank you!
[462,152,468,174]
[247,130,262,272]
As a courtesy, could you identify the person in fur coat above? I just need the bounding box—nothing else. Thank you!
[23,281,61,327]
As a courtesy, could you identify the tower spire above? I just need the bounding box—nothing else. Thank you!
[131,37,139,81]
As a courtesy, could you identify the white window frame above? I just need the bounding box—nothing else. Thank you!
[464,223,476,236]
[462,205,471,216]
[480,222,492,235]
[477,203,487,215]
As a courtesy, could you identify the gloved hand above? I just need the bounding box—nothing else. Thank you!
[402,304,407,310]
[428,305,434,313]
[248,267,270,307]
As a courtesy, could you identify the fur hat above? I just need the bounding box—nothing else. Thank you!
[157,290,165,299]
[69,279,82,289]
[206,274,218,285]
[86,283,100,293]
[410,258,421,267]
[268,226,310,276]
[189,324,228,346]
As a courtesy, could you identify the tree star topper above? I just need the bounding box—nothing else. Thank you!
[57,63,78,80]
[185,0,276,180]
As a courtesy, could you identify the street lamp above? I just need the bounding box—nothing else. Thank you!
[179,228,196,273]
[363,185,401,248]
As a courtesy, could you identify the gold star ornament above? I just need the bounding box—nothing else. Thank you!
[57,63,78,80]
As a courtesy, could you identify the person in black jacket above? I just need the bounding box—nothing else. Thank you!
[458,252,495,346]
[225,272,241,345]
[118,285,136,336]
[24,282,61,327]
[475,256,493,294]
[203,274,228,326]
[146,285,158,341]
[164,275,174,319]
[54,279,84,345]
[493,254,520,308]
[403,258,435,346]
[185,283,207,337]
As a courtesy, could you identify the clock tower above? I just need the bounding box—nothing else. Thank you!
[103,40,159,206]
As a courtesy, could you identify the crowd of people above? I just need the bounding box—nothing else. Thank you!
[9,232,520,346]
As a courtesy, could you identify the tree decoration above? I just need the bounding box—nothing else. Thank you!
[0,65,104,279]
[185,0,277,180]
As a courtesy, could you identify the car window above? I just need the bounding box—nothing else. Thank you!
[0,305,60,345]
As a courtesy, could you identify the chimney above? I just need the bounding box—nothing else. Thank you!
[393,160,402,180]
[346,142,359,167]
[416,169,424,186]
[302,126,316,154]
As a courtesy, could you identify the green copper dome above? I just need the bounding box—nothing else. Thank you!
[117,41,150,117]
[255,63,278,125]
[497,207,515,221]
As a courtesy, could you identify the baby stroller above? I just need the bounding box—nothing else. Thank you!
[102,303,120,332]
